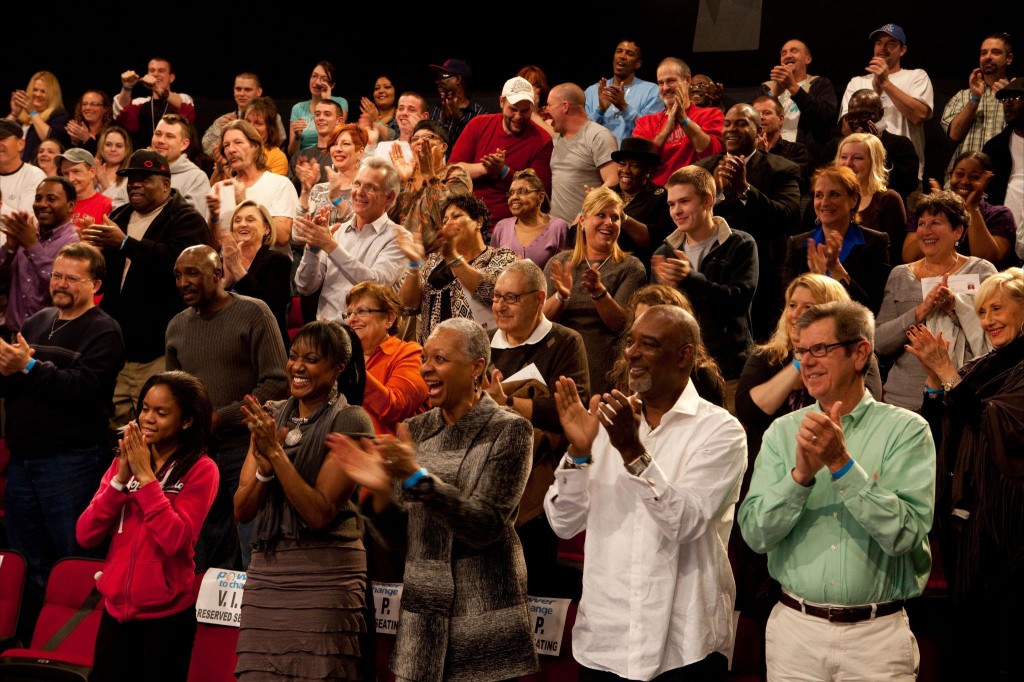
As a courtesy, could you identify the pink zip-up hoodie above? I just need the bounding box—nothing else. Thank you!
[76,456,218,622]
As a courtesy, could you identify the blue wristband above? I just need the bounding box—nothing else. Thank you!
[924,386,944,395]
[408,260,423,269]
[332,195,345,206]
[569,454,592,466]
[403,467,428,489]
[120,235,129,250]
[500,165,510,179]
[792,360,801,371]
[831,458,855,480]
[22,358,37,374]
[969,96,981,103]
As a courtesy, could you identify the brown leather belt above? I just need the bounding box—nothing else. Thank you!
[779,592,904,623]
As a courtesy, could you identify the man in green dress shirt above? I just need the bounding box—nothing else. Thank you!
[739,300,935,681]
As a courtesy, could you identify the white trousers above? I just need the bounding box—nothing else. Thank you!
[765,601,919,681]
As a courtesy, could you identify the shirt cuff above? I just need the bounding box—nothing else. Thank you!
[779,469,816,501]
[554,456,590,493]
[624,458,665,500]
[831,461,870,498]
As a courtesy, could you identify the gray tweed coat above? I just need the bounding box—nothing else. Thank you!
[390,394,539,682]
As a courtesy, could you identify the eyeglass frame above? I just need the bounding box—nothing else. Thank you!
[791,339,861,361]
[506,188,541,198]
[49,272,95,285]
[341,307,388,320]
[491,289,541,305]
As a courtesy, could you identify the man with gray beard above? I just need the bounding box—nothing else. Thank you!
[544,305,746,681]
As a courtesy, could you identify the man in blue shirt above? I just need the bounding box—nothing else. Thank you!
[585,39,663,144]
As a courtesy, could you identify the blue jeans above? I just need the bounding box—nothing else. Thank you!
[3,446,107,637]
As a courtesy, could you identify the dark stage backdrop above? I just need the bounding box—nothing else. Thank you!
[1,1,1007,180]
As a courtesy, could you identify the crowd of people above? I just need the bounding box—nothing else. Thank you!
[1,22,1023,682]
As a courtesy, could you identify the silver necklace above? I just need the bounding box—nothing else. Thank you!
[283,386,340,446]
[586,253,613,271]
[49,315,75,340]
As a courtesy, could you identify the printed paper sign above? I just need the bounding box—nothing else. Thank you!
[921,273,981,298]
[372,582,403,634]
[195,568,247,627]
[528,596,571,656]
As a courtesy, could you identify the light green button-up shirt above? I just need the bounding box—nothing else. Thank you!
[738,391,935,605]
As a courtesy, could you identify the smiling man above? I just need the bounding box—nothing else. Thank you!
[202,72,287,158]
[652,165,757,411]
[544,304,746,681]
[58,148,112,227]
[166,244,287,571]
[0,242,124,641]
[484,259,589,594]
[288,100,343,187]
[739,300,934,681]
[294,156,411,321]
[84,150,211,429]
[585,38,664,144]
[113,57,195,150]
[840,24,934,182]
[0,176,80,334]
[450,76,553,229]
[696,103,801,341]
[760,39,837,162]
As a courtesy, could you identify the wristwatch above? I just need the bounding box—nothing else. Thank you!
[942,374,962,393]
[624,451,652,476]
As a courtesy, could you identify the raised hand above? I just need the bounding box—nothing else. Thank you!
[554,376,601,457]
[390,143,415,184]
[293,215,336,252]
[393,224,426,263]
[968,68,985,100]
[904,324,955,386]
[549,259,574,299]
[294,158,321,194]
[580,264,607,298]
[797,402,849,471]
[66,119,92,144]
[916,273,953,321]
[651,249,691,287]
[806,238,828,275]
[964,171,993,212]
[482,368,507,406]
[121,421,156,486]
[120,70,140,90]
[597,390,643,460]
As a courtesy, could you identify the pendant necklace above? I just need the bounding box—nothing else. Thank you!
[49,315,75,340]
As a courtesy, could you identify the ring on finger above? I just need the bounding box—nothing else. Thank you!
[811,435,818,444]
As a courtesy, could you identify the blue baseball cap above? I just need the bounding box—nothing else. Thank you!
[870,24,907,45]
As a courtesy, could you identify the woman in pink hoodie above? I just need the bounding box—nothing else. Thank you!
[77,371,219,682]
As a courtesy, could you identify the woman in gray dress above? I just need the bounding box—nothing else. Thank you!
[329,317,539,682]
[234,321,375,681]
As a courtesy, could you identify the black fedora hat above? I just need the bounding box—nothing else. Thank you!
[611,137,660,166]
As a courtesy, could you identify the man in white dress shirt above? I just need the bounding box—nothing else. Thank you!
[544,305,746,681]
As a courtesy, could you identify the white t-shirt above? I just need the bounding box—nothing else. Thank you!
[841,68,934,179]
[1006,133,1024,260]
[0,162,47,215]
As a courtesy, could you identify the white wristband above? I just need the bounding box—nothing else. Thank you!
[110,478,127,492]
[255,469,276,483]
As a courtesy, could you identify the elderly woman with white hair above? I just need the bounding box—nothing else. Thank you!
[908,267,1024,680]
[329,317,539,682]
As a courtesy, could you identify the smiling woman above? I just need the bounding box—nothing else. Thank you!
[6,70,70,163]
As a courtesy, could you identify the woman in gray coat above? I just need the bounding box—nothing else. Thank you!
[330,317,539,682]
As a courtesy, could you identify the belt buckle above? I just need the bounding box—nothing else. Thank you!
[827,605,842,622]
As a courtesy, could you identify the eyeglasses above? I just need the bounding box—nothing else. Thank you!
[50,272,93,285]
[491,290,540,305]
[411,133,440,143]
[506,189,540,198]
[80,101,105,108]
[310,73,331,83]
[792,339,860,360]
[342,307,387,320]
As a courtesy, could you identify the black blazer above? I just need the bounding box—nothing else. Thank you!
[782,224,891,314]
[100,190,212,362]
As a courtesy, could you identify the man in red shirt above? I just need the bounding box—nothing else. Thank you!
[633,57,724,185]
[58,148,112,229]
[449,76,553,238]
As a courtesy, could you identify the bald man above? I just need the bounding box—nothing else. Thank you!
[545,305,746,681]
[166,244,288,570]
[546,82,619,223]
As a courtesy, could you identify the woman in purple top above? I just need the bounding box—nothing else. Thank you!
[490,169,568,270]
[904,151,1017,269]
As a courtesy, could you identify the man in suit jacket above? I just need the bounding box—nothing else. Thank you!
[81,150,211,428]
[696,104,800,341]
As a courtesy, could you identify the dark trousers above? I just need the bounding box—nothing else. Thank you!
[4,446,106,641]
[90,606,196,682]
[580,652,728,682]
[194,442,249,572]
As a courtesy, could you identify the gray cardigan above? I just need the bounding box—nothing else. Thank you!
[390,394,539,682]
[875,257,996,410]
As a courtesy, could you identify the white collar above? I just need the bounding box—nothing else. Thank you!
[490,315,553,349]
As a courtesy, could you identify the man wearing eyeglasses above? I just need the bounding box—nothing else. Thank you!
[739,300,934,680]
[982,77,1024,262]
[0,242,124,642]
[483,259,589,595]
[0,176,80,335]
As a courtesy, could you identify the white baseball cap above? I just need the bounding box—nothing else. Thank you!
[501,76,535,105]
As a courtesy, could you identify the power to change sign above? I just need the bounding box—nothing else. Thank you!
[195,568,247,627]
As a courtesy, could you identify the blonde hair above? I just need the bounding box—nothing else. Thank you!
[974,267,1024,314]
[758,273,852,364]
[17,71,63,124]
[570,187,626,267]
[835,132,889,196]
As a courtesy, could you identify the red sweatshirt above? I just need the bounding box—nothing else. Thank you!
[76,455,218,623]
